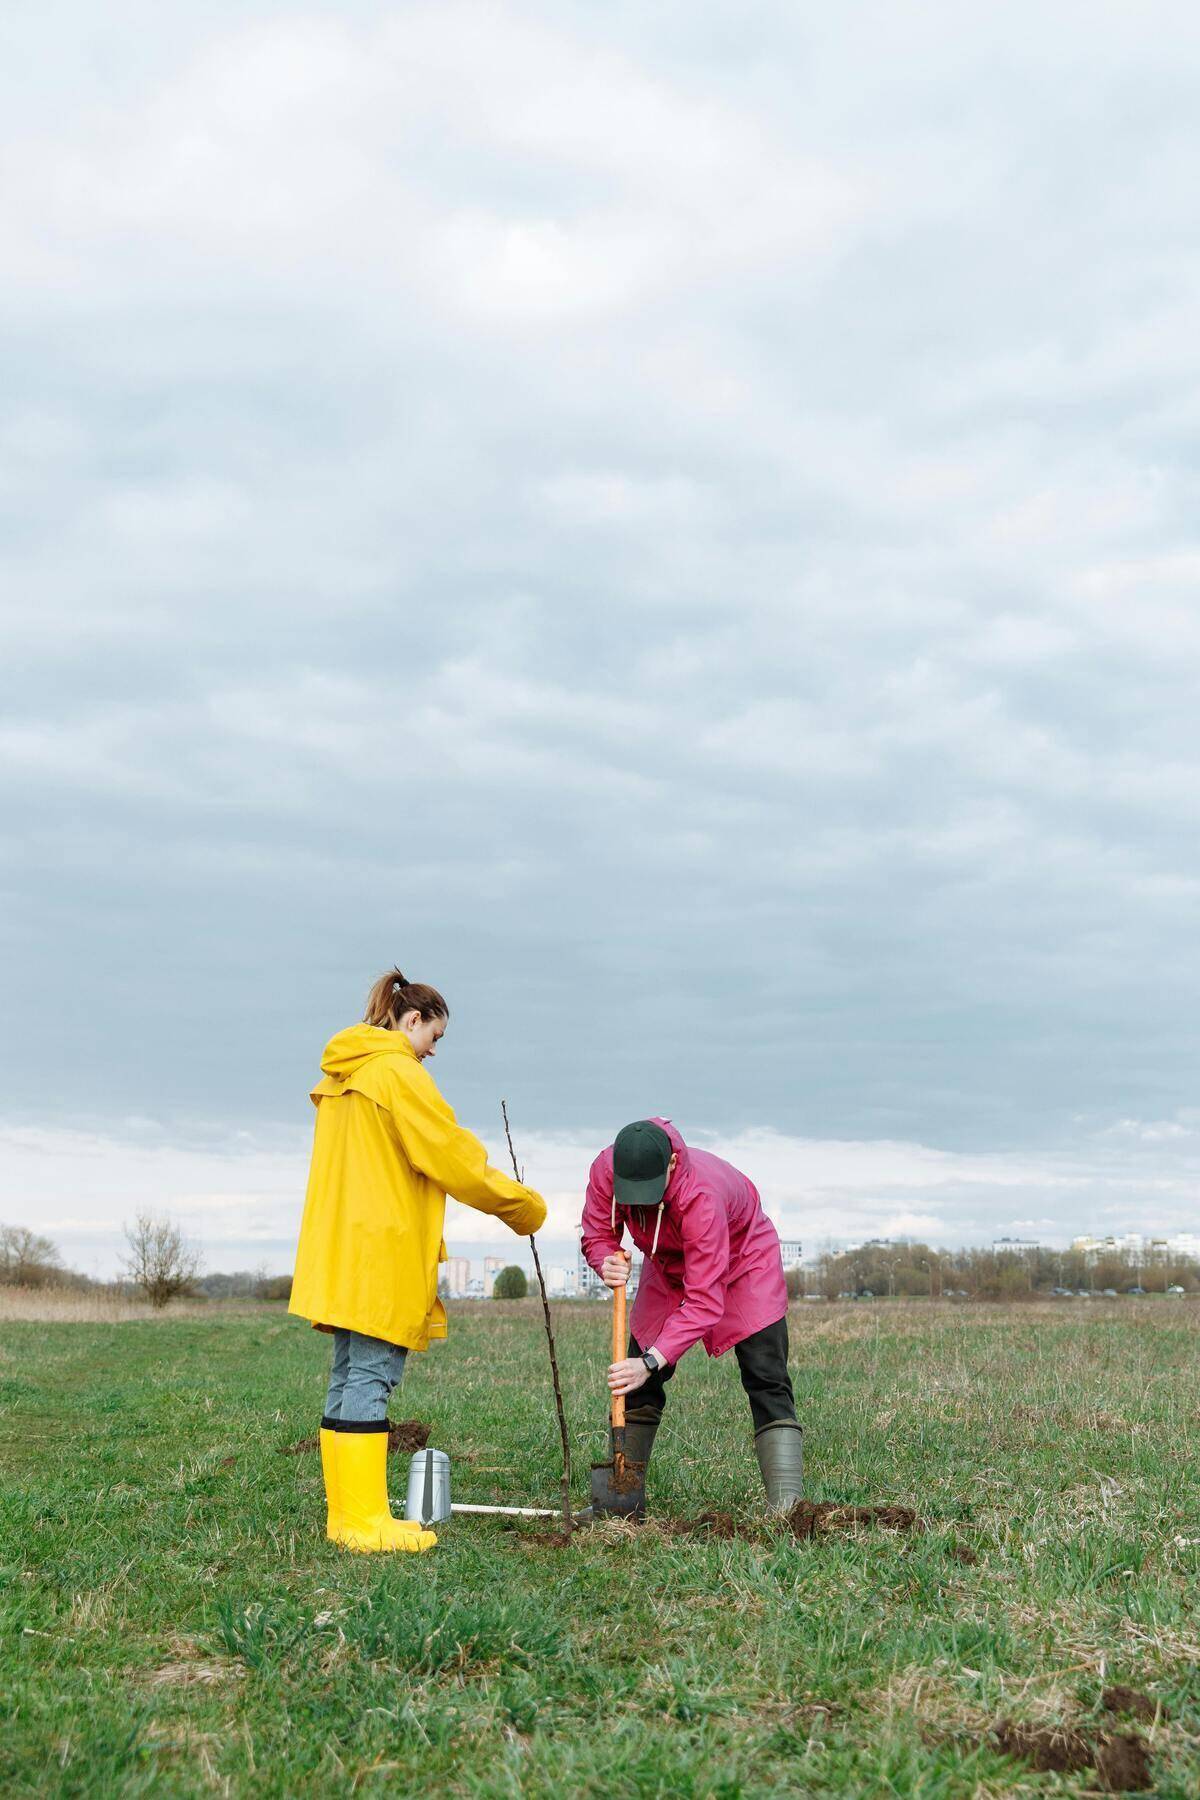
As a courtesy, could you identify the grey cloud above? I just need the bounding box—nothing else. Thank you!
[2,1,1200,1200]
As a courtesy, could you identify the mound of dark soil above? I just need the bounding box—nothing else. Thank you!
[784,1501,922,1540]
[1096,1734,1154,1792]
[1102,1686,1162,1724]
[947,1541,979,1565]
[387,1419,431,1454]
[993,1721,1093,1774]
[278,1418,432,1456]
[992,1720,1152,1792]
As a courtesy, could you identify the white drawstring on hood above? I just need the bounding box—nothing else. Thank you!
[611,1193,666,1257]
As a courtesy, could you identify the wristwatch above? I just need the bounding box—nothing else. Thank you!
[641,1350,661,1374]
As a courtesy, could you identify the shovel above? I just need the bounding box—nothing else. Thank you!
[589,1275,647,1519]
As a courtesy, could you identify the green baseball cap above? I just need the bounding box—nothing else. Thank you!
[613,1120,673,1208]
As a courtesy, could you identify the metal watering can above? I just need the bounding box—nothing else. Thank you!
[406,1448,452,1525]
[407,1446,590,1528]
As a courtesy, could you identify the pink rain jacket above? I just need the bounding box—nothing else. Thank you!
[580,1119,788,1364]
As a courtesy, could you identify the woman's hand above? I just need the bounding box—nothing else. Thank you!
[607,1356,650,1396]
[601,1252,631,1288]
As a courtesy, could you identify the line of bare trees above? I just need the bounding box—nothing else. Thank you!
[0,1214,203,1306]
[789,1239,1200,1301]
[0,1215,290,1307]
[0,1224,66,1289]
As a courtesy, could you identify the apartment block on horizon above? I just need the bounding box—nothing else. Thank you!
[1072,1231,1200,1263]
[443,1256,472,1297]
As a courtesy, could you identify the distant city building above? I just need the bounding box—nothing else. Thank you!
[483,1255,504,1296]
[545,1265,574,1297]
[444,1256,472,1297]
[778,1239,803,1269]
[1072,1232,1200,1264]
[576,1241,605,1297]
[993,1237,1040,1254]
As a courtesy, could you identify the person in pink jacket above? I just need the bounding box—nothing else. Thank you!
[581,1117,804,1511]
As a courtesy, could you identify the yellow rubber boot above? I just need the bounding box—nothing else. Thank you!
[319,1419,341,1541]
[331,1426,437,1553]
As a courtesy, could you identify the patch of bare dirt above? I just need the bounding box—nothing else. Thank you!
[784,1501,922,1540]
[992,1721,1093,1774]
[387,1419,431,1454]
[1096,1735,1154,1792]
[991,1720,1152,1792]
[277,1419,432,1456]
[947,1541,979,1565]
[1102,1686,1163,1725]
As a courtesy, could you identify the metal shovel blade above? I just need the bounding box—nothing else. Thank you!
[589,1428,646,1520]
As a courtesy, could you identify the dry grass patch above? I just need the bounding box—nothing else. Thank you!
[0,1287,269,1323]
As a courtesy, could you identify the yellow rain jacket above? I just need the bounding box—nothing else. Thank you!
[289,1024,546,1350]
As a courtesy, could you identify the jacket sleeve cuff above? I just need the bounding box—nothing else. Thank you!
[509,1193,546,1235]
[582,1235,621,1274]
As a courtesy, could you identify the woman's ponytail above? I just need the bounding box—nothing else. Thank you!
[364,967,449,1029]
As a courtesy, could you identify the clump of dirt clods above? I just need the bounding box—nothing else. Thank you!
[1103,1686,1163,1725]
[992,1721,1093,1774]
[1095,1735,1154,1792]
[278,1418,432,1456]
[991,1720,1152,1792]
[784,1501,922,1540]
[387,1419,431,1455]
[521,1530,575,1550]
[947,1541,979,1565]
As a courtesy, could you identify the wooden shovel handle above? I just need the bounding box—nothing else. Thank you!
[611,1278,627,1429]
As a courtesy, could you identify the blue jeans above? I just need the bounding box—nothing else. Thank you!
[323,1329,408,1424]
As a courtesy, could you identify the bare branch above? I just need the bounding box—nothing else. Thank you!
[502,1099,573,1535]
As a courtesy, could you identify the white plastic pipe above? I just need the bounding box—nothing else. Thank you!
[450,1503,560,1518]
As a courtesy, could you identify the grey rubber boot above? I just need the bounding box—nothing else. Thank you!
[623,1406,662,1471]
[754,1421,804,1511]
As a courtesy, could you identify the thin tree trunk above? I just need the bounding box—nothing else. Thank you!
[502,1100,573,1534]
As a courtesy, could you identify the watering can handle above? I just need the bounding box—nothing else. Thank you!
[611,1277,626,1430]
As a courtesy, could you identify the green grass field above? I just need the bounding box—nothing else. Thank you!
[3,1297,1200,1797]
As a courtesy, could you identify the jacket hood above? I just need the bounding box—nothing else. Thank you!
[320,1024,416,1080]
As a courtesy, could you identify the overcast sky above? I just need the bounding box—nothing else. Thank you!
[3,1,1200,1276]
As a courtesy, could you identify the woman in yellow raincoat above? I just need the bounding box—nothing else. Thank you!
[290,967,546,1554]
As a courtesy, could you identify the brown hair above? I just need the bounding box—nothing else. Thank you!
[363,967,449,1029]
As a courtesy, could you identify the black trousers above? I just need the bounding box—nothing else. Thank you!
[628,1317,797,1434]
